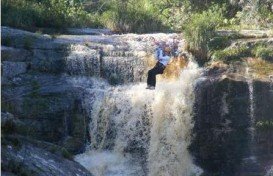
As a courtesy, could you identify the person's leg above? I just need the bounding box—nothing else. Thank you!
[147,67,156,87]
[153,66,165,87]
[147,63,165,88]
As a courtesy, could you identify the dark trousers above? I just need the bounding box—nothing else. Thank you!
[147,62,166,87]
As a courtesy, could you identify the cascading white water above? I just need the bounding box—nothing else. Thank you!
[270,75,273,92]
[74,60,203,176]
[147,61,202,176]
[246,67,255,142]
[245,66,258,165]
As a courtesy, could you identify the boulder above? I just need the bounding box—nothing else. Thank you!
[1,135,93,176]
[191,77,273,176]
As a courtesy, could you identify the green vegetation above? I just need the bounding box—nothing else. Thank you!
[208,36,232,51]
[2,0,272,33]
[99,0,166,33]
[2,0,99,29]
[183,4,225,60]
[212,45,250,62]
[2,0,273,65]
[211,43,273,63]
[253,45,273,62]
[256,120,273,129]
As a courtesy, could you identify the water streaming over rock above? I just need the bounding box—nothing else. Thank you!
[246,67,255,142]
[270,75,273,92]
[74,61,203,176]
[245,66,258,168]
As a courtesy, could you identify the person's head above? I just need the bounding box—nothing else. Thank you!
[164,46,171,55]
[161,41,167,48]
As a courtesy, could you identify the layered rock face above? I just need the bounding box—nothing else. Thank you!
[2,26,187,176]
[192,76,273,175]
[1,135,93,176]
[1,26,179,153]
[2,26,273,176]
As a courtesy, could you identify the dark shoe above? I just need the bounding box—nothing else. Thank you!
[146,86,155,90]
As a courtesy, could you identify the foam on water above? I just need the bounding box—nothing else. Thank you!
[246,67,256,156]
[75,60,203,176]
[75,151,144,176]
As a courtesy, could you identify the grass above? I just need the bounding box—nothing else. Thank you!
[252,45,273,62]
[248,59,273,78]
[2,0,99,30]
[211,43,273,63]
[1,0,166,33]
[211,45,250,62]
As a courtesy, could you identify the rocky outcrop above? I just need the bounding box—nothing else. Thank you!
[1,26,180,153]
[1,135,93,176]
[191,76,273,176]
[2,26,273,176]
[1,26,181,84]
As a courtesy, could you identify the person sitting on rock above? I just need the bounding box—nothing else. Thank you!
[150,37,166,58]
[146,45,172,90]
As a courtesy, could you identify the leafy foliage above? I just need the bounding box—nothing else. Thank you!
[97,0,167,33]
[1,0,272,33]
[212,45,250,62]
[211,43,273,63]
[253,45,273,61]
[2,0,100,29]
[182,5,225,60]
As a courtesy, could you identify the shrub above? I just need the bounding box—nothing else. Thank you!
[183,4,225,60]
[1,0,98,29]
[253,45,273,62]
[232,0,273,29]
[99,0,166,33]
[212,45,250,62]
[208,36,231,51]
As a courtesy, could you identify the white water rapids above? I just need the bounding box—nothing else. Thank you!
[74,60,203,176]
[73,59,203,176]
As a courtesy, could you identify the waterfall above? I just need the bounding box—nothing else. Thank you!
[246,67,255,141]
[147,61,202,176]
[74,60,203,176]
[269,75,273,92]
[245,67,257,163]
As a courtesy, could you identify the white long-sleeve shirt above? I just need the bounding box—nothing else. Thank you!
[155,49,171,66]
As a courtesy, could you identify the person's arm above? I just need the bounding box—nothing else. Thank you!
[158,49,170,61]
[155,47,162,61]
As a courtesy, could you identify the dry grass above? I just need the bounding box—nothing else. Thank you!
[247,58,273,78]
